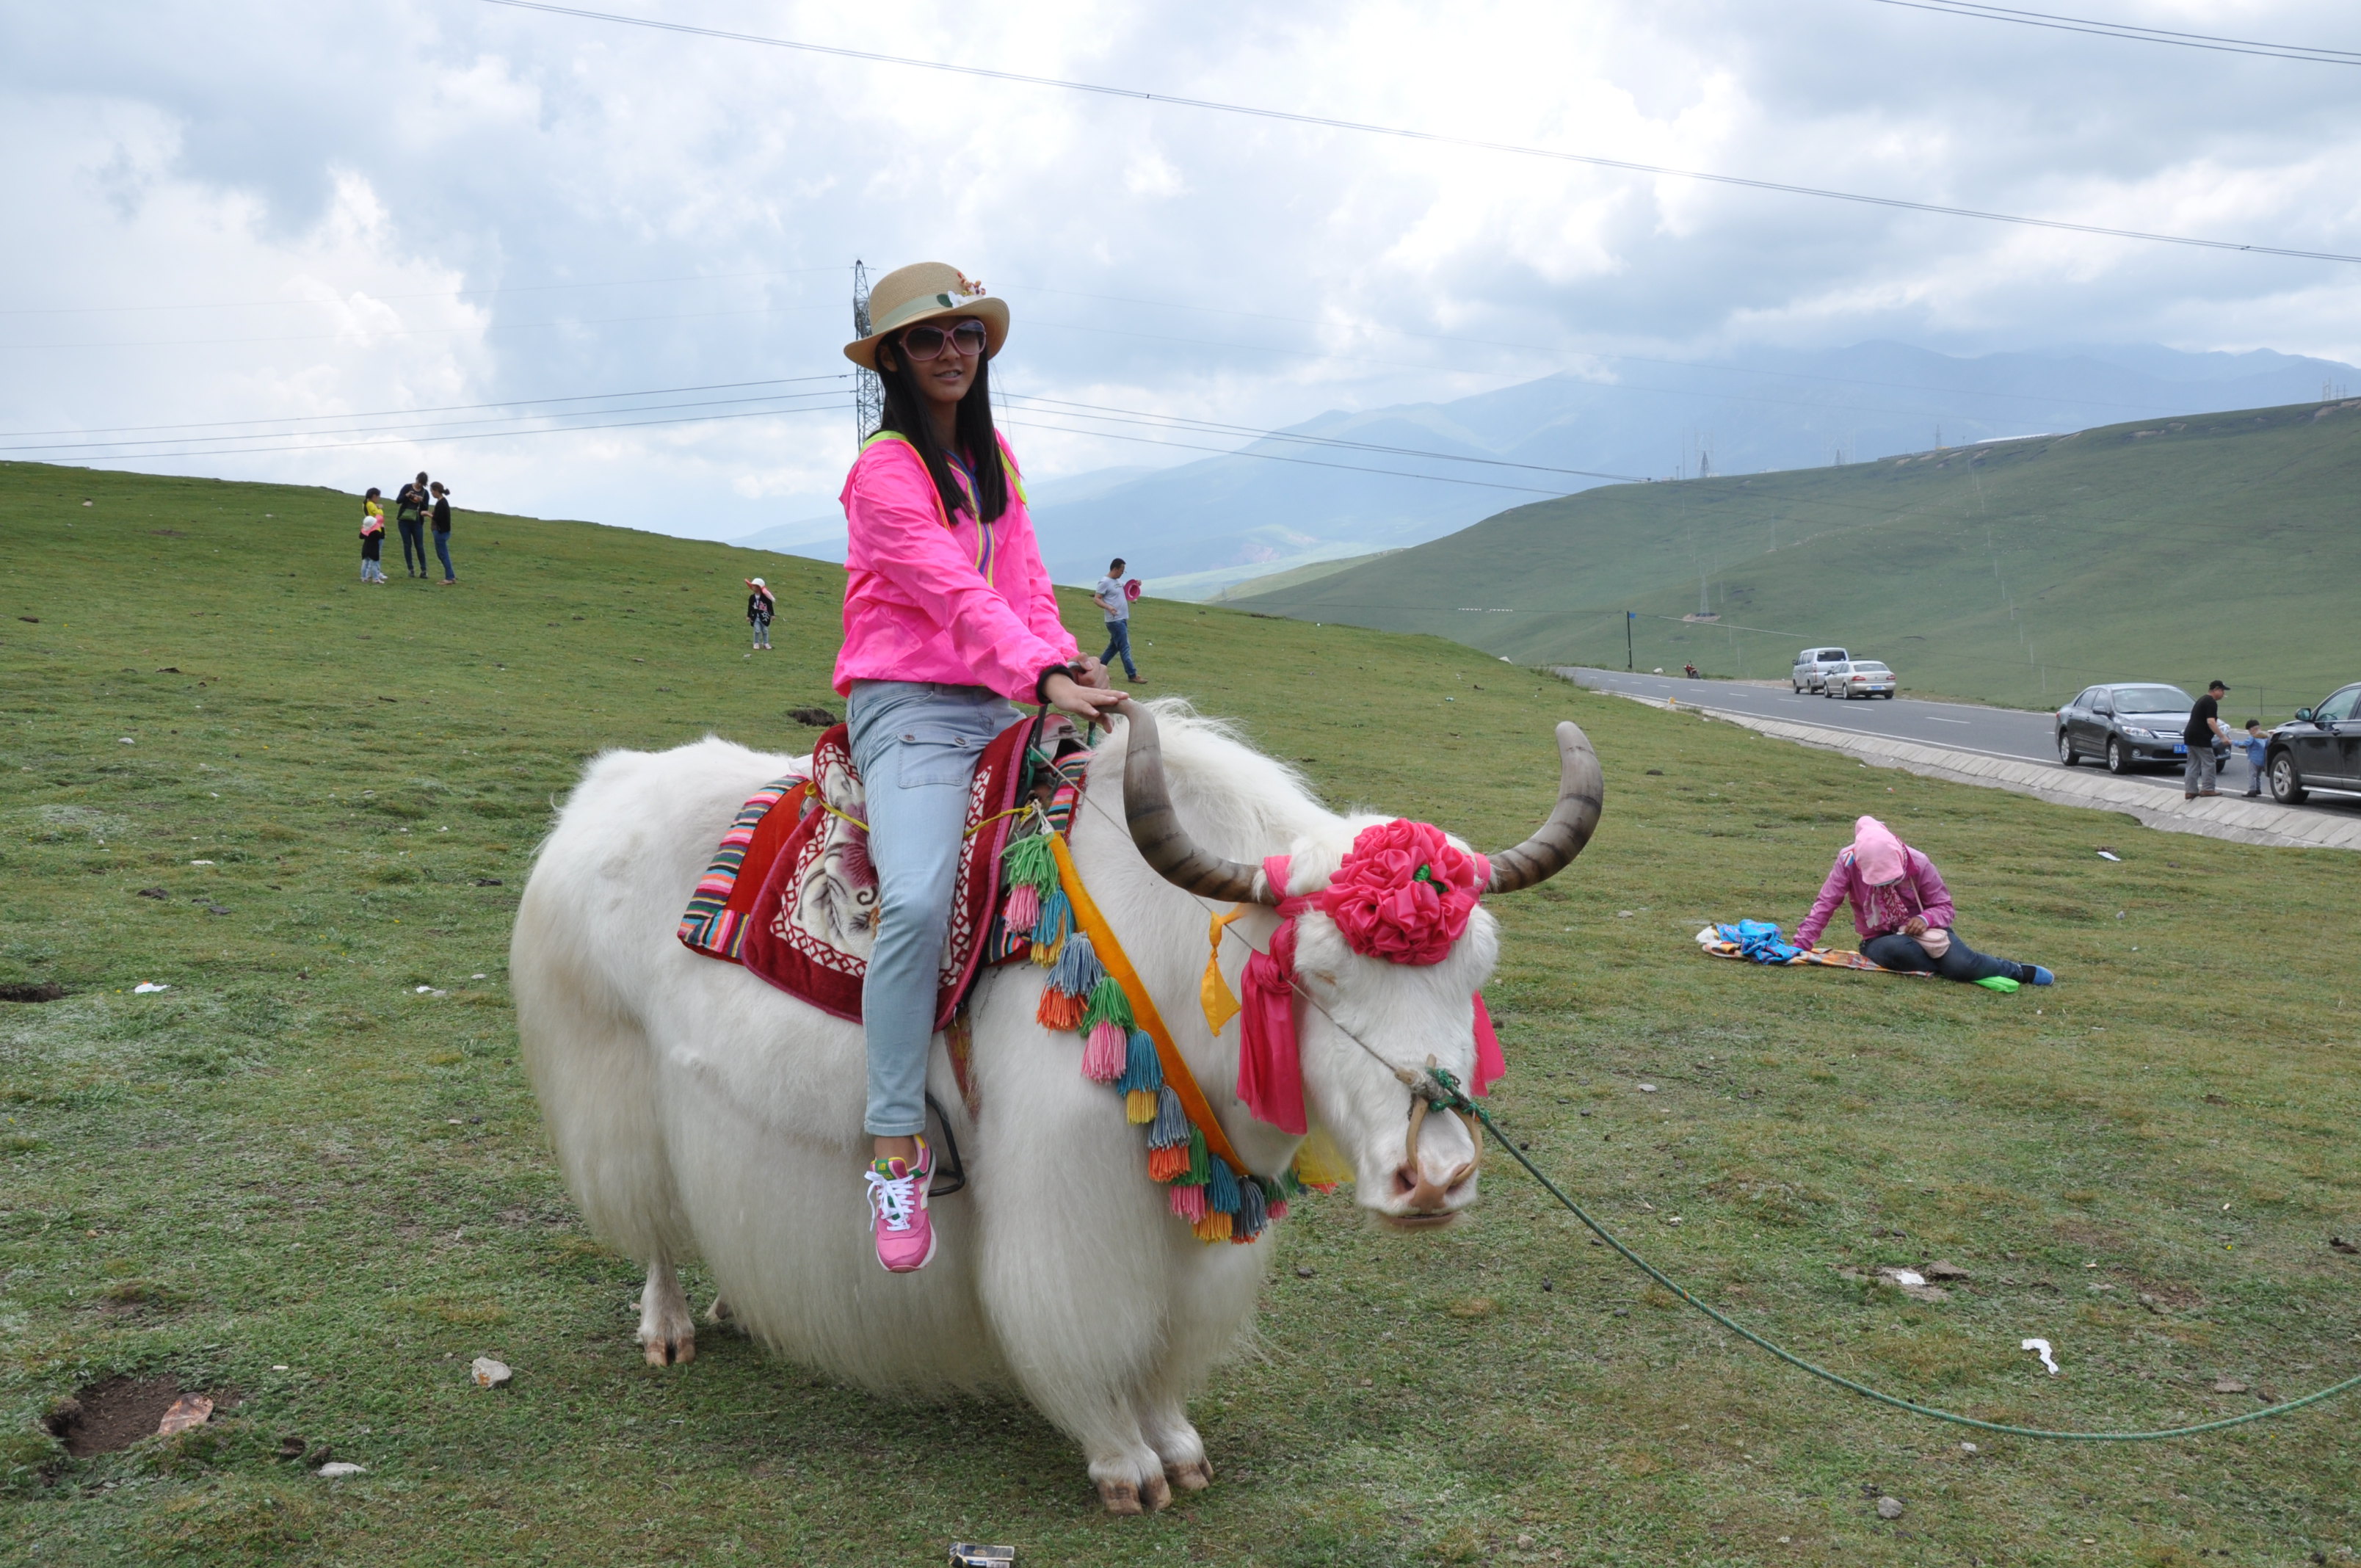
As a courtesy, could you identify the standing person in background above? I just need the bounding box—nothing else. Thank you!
[359,489,387,584]
[746,576,776,650]
[2184,679,2230,799]
[395,472,430,579]
[429,481,457,584]
[1094,556,1142,683]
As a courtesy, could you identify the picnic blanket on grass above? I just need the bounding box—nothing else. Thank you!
[678,717,1092,1028]
[1694,920,1912,975]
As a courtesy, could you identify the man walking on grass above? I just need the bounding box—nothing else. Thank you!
[1094,556,1142,683]
[2185,679,2230,798]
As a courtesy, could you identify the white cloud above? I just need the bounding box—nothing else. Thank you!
[3,0,2358,540]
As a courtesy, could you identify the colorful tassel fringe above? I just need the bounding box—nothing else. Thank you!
[1081,1018,1127,1081]
[1001,815,1284,1247]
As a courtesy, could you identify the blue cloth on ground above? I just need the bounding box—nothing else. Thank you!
[1716,920,1802,964]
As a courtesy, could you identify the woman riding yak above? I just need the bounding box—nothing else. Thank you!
[1795,816,2055,988]
[835,263,1128,1274]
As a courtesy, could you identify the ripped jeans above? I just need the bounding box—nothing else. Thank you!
[845,680,1018,1137]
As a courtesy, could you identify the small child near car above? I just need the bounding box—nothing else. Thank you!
[745,577,775,650]
[2238,719,2268,797]
[360,490,387,583]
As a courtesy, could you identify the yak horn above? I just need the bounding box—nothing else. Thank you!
[1485,721,1605,894]
[1114,700,1274,904]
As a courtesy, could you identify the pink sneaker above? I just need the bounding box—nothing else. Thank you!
[865,1139,936,1273]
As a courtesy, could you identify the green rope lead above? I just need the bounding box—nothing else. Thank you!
[1426,1069,2361,1442]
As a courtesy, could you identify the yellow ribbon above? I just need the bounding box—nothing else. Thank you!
[1047,832,1248,1178]
[1201,909,1245,1037]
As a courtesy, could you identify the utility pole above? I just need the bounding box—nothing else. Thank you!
[852,260,884,449]
[1626,611,1634,670]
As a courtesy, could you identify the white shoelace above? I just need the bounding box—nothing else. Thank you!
[866,1166,921,1231]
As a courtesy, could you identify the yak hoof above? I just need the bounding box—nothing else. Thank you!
[1098,1479,1145,1516]
[1139,1472,1172,1513]
[642,1335,696,1368]
[1167,1457,1214,1492]
[704,1296,733,1324]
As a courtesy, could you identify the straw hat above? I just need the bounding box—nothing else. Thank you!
[843,262,1009,369]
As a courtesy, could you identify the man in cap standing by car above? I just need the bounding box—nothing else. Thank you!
[2184,679,2230,798]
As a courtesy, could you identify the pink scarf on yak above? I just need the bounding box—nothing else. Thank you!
[1234,819,1507,1134]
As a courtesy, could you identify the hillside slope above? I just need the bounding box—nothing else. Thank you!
[1244,398,2361,713]
[4,460,2359,1561]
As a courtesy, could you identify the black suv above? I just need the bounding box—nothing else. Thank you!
[2263,682,2361,803]
[2055,683,2230,775]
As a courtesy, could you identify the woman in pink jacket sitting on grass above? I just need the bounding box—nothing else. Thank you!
[1794,816,2053,988]
[833,263,1127,1274]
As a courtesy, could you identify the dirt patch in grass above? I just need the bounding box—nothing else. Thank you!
[48,1375,192,1456]
[0,981,67,1003]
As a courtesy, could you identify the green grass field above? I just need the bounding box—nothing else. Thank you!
[4,460,2360,1566]
[1245,399,2361,716]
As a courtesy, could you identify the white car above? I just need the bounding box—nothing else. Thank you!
[1791,646,1850,693]
[1823,660,1897,699]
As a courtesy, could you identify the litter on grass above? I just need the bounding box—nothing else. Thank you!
[2096,850,2122,862]
[156,1394,213,1437]
[470,1357,512,1389]
[2022,1337,2061,1376]
[132,982,170,994]
[316,1462,366,1478]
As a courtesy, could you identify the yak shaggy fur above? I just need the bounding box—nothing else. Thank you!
[511,700,1495,1511]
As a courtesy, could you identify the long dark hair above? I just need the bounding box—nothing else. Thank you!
[874,330,1009,524]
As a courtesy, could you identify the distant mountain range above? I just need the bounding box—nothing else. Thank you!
[731,341,2359,596]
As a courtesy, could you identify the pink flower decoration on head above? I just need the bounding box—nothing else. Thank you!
[1316,819,1487,966]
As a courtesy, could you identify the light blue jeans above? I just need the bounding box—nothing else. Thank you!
[846,680,1019,1136]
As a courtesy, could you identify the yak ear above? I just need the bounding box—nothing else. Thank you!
[1485,722,1604,894]
[1115,700,1274,904]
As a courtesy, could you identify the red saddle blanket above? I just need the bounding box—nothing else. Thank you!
[678,717,1083,1028]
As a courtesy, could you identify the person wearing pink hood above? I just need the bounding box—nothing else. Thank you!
[1794,817,2054,987]
[834,263,1127,1274]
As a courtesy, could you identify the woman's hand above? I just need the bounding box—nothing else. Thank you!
[1045,672,1127,730]
[1903,915,1929,937]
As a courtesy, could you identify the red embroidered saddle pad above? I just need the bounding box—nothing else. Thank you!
[677,718,1088,1028]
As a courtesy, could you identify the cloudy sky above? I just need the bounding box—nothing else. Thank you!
[5,0,2357,540]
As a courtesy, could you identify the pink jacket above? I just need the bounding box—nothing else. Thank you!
[1794,846,1957,949]
[830,433,1080,701]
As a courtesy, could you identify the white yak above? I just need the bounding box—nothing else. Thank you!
[511,699,1601,1511]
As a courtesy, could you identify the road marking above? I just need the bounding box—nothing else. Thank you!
[1924,717,1970,725]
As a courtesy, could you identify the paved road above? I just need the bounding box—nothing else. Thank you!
[1561,667,2279,804]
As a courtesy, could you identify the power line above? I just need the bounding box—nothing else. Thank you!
[993,418,1575,495]
[1005,283,2305,415]
[4,300,841,352]
[29,402,841,465]
[0,266,849,319]
[479,0,2361,266]
[999,393,1646,482]
[0,390,845,456]
[1863,0,2361,65]
[0,375,848,442]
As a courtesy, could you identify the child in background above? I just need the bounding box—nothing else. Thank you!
[2238,719,2269,797]
[360,489,387,584]
[745,577,776,650]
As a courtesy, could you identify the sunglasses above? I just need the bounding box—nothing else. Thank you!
[899,319,989,361]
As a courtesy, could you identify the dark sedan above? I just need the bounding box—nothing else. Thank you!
[2055,683,2230,776]
[2263,682,2361,803]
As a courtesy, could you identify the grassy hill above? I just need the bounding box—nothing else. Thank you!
[1244,399,2361,715]
[4,460,2360,1564]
